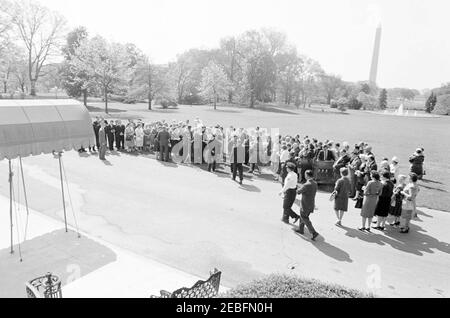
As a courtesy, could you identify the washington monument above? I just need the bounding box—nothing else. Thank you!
[369,24,382,85]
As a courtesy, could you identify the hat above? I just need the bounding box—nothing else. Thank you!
[392,156,399,163]
[416,148,423,153]
[286,162,296,170]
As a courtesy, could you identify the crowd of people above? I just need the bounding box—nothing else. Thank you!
[84,116,425,241]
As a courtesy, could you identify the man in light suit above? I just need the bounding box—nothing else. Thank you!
[295,170,320,241]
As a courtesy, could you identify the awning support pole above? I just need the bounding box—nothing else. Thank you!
[58,153,68,232]
[9,159,14,254]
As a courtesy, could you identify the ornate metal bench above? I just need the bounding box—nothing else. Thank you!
[151,268,221,298]
[25,272,62,298]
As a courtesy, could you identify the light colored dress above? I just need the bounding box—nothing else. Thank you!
[361,180,382,218]
[135,127,144,147]
[125,126,135,149]
[401,183,420,220]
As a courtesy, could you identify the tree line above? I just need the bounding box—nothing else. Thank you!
[1,0,445,114]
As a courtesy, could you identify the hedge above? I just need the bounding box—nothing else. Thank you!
[221,274,374,298]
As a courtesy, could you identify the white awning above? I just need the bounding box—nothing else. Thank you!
[0,99,95,160]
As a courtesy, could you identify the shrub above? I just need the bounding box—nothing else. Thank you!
[330,100,338,108]
[357,92,378,110]
[433,94,450,115]
[347,97,363,110]
[221,274,374,298]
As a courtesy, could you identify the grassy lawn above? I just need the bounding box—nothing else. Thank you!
[87,101,450,212]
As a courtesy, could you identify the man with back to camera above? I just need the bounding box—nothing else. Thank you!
[295,170,320,241]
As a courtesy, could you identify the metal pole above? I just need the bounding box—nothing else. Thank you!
[58,153,68,232]
[9,159,13,254]
[19,157,30,241]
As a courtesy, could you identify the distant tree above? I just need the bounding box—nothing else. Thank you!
[70,36,131,113]
[360,82,371,94]
[3,0,66,96]
[60,26,90,105]
[199,61,231,110]
[130,58,174,110]
[357,92,377,110]
[425,92,437,113]
[432,94,449,115]
[320,74,343,105]
[378,88,388,110]
[400,88,417,100]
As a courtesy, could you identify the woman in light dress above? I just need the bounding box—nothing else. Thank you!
[399,173,420,233]
[124,123,135,152]
[134,123,144,151]
[359,170,382,232]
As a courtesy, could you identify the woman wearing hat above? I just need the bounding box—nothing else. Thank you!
[373,171,395,231]
[359,171,382,232]
[389,174,407,227]
[399,173,420,233]
[390,157,400,183]
[333,167,352,226]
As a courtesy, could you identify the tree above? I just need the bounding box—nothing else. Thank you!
[425,92,437,113]
[199,61,231,110]
[70,36,130,113]
[378,88,387,110]
[320,74,343,105]
[4,0,66,96]
[61,26,90,105]
[357,92,378,110]
[433,94,450,115]
[130,58,174,110]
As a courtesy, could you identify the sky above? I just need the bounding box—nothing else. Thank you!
[37,0,450,90]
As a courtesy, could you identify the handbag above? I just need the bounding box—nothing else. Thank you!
[355,196,363,209]
[329,191,337,202]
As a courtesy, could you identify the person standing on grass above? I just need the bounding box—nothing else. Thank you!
[295,170,320,241]
[399,173,420,233]
[333,167,352,226]
[389,174,407,227]
[373,171,395,231]
[279,162,300,224]
[98,121,107,161]
[359,171,382,232]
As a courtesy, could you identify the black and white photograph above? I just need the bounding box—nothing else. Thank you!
[0,0,449,303]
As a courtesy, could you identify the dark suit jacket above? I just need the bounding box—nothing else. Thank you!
[317,149,335,161]
[158,130,171,146]
[297,179,318,214]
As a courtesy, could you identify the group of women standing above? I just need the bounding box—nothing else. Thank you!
[333,167,420,234]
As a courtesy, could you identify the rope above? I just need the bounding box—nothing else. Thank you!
[60,157,81,238]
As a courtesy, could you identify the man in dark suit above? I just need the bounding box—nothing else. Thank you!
[158,126,171,162]
[317,144,335,161]
[98,121,107,160]
[115,120,125,150]
[295,170,320,241]
[229,135,244,185]
[105,121,115,151]
[93,118,100,152]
